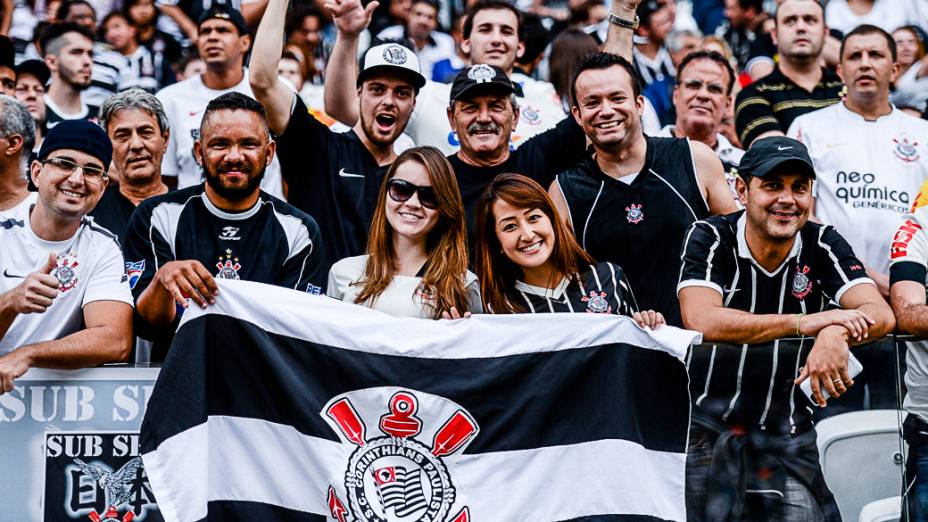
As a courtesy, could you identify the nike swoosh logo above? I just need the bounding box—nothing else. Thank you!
[338,168,364,178]
[777,146,793,151]
[3,268,25,278]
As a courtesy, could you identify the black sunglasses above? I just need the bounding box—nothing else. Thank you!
[387,179,438,210]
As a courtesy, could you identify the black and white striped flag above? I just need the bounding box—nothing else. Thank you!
[140,280,698,522]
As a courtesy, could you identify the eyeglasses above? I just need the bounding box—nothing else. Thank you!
[44,157,107,185]
[387,179,438,210]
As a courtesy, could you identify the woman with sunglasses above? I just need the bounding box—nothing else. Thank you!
[327,147,481,319]
[474,174,663,328]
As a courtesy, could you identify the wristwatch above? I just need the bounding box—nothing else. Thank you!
[608,13,640,30]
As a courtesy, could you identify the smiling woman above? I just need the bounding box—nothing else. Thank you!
[326,146,482,319]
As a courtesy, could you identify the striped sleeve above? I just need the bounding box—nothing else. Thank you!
[890,213,928,285]
[677,221,727,296]
[815,226,873,303]
[274,208,326,295]
[735,86,780,147]
[122,201,176,302]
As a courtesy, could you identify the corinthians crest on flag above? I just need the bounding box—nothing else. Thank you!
[139,280,697,522]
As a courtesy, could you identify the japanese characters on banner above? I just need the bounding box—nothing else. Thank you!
[0,367,163,521]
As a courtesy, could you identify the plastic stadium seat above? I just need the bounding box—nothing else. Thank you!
[816,410,907,522]
[858,496,901,522]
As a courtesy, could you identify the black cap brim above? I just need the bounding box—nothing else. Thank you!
[15,60,51,86]
[752,158,816,180]
[450,82,514,103]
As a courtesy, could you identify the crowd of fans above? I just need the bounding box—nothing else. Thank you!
[1,0,928,518]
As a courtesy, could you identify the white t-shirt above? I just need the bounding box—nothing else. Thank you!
[376,26,456,82]
[327,254,481,319]
[0,213,133,355]
[0,192,37,222]
[155,69,284,198]
[824,0,922,34]
[404,75,566,155]
[788,103,928,274]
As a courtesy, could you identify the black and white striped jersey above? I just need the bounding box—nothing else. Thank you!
[510,262,639,316]
[678,211,873,434]
[555,136,709,327]
[122,185,325,361]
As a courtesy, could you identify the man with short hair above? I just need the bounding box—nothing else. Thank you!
[57,0,127,109]
[0,119,134,393]
[678,136,894,520]
[552,50,738,327]
[657,50,744,197]
[734,0,842,147]
[156,3,283,197]
[39,23,98,129]
[0,36,16,96]
[123,93,325,362]
[377,0,455,80]
[0,96,37,220]
[14,60,50,149]
[325,0,567,154]
[252,0,425,272]
[90,89,170,243]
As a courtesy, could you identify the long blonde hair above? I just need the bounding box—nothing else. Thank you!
[354,147,471,318]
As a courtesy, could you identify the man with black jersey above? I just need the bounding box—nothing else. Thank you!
[551,52,737,327]
[250,0,425,272]
[677,137,894,521]
[122,93,325,362]
[90,89,169,244]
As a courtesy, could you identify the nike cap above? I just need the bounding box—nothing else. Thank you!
[358,42,426,89]
[449,64,514,104]
[738,136,816,180]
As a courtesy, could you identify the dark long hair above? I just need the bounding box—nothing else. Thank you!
[355,147,471,318]
[474,173,594,313]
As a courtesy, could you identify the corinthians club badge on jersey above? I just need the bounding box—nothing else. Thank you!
[893,135,920,163]
[625,203,644,224]
[215,249,241,280]
[581,290,612,314]
[792,265,813,299]
[323,388,478,522]
[54,252,80,293]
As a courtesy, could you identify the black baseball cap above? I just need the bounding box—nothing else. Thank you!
[15,59,51,86]
[449,64,514,104]
[738,136,816,180]
[197,4,248,35]
[0,35,14,70]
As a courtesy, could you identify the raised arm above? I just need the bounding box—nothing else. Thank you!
[691,141,739,215]
[250,0,296,134]
[0,300,132,393]
[322,0,379,126]
[601,0,637,61]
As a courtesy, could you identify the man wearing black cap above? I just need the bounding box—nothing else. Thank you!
[0,36,16,96]
[0,119,134,394]
[252,0,425,272]
[677,136,894,520]
[14,60,51,149]
[156,3,283,198]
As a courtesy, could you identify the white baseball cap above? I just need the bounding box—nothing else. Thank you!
[357,42,427,89]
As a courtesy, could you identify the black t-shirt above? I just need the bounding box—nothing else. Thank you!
[122,184,326,361]
[45,102,99,130]
[555,136,709,327]
[448,115,587,247]
[275,96,388,273]
[678,211,871,434]
[508,261,639,316]
[734,66,843,147]
[89,184,136,245]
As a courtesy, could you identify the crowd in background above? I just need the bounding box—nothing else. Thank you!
[2,0,928,519]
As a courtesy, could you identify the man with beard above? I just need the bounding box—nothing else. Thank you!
[251,0,426,272]
[734,0,843,147]
[677,137,894,520]
[122,93,325,362]
[39,23,97,129]
[90,89,170,244]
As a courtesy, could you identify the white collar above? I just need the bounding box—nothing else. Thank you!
[201,192,263,221]
[514,277,570,300]
[735,213,803,277]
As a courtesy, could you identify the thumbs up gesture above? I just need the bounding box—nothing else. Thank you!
[8,252,61,314]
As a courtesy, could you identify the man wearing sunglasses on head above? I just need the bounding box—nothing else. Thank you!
[122,93,326,362]
[0,120,134,394]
